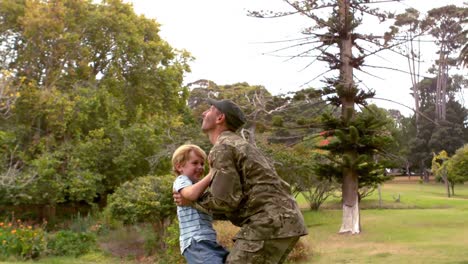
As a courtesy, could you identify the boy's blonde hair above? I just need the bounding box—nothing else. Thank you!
[171,144,207,175]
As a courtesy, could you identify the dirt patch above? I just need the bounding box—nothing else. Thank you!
[390,176,435,183]
[99,238,146,259]
[97,226,153,263]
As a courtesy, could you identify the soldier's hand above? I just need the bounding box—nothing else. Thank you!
[173,190,191,206]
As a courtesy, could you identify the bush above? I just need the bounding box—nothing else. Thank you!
[157,219,184,263]
[272,115,284,127]
[47,230,96,257]
[0,220,46,260]
[107,174,176,227]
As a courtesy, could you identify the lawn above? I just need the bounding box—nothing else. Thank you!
[301,180,468,264]
[3,180,468,264]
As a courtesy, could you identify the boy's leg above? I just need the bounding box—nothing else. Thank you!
[183,239,229,264]
[226,236,300,264]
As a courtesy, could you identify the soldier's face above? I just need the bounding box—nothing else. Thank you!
[176,151,204,181]
[201,105,223,132]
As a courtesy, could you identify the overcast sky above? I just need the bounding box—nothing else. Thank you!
[129,0,467,116]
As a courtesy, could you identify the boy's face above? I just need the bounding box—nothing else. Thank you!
[176,151,204,181]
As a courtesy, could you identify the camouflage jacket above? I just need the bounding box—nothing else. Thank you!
[194,131,308,240]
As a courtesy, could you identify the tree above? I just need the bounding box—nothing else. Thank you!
[263,142,338,210]
[0,70,22,118]
[249,0,410,234]
[392,8,426,134]
[403,75,467,175]
[0,0,192,214]
[316,105,395,203]
[424,5,468,121]
[458,15,468,67]
[106,175,176,249]
[431,150,451,197]
[446,144,468,195]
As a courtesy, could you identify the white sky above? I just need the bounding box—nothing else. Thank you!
[129,0,467,116]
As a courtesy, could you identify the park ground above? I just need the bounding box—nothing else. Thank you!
[299,176,468,264]
[2,176,468,264]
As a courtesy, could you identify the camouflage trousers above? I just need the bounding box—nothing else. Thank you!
[225,236,300,264]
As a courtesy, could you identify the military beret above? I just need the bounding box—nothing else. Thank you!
[207,98,246,131]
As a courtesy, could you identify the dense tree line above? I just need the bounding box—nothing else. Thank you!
[0,0,195,212]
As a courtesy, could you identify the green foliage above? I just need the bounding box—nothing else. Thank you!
[402,76,467,171]
[0,220,46,260]
[163,219,180,255]
[47,230,96,257]
[261,142,338,210]
[106,175,176,226]
[446,144,468,186]
[431,150,449,178]
[296,117,307,125]
[0,0,193,209]
[272,115,284,127]
[315,105,395,191]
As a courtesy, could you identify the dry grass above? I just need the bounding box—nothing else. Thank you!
[213,220,239,249]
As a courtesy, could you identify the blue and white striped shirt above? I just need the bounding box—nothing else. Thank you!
[173,175,218,254]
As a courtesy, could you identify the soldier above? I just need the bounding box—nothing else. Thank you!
[174,98,308,263]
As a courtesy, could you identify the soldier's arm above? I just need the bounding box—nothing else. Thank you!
[193,144,243,215]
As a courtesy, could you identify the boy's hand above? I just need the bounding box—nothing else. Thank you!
[173,190,191,206]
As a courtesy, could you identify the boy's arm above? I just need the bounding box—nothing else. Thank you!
[179,174,212,201]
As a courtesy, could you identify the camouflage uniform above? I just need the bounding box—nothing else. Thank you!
[195,131,308,263]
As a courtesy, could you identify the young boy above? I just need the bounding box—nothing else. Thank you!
[172,144,229,264]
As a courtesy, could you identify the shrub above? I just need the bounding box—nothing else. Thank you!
[106,174,176,240]
[0,220,46,260]
[272,115,284,127]
[296,117,307,125]
[157,219,184,263]
[47,230,96,257]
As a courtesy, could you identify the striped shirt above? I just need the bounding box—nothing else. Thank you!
[173,175,218,254]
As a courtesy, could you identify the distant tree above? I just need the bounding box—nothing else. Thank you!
[187,80,327,146]
[392,8,426,134]
[187,80,335,210]
[431,150,451,197]
[387,110,414,176]
[459,16,468,67]
[424,5,468,121]
[402,75,467,176]
[263,142,338,210]
[0,70,22,118]
[446,144,468,195]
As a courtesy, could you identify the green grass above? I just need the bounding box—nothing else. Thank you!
[300,181,468,264]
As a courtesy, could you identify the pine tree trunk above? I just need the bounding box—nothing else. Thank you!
[338,0,360,234]
[339,195,360,234]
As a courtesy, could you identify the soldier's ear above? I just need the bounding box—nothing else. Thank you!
[216,113,226,124]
